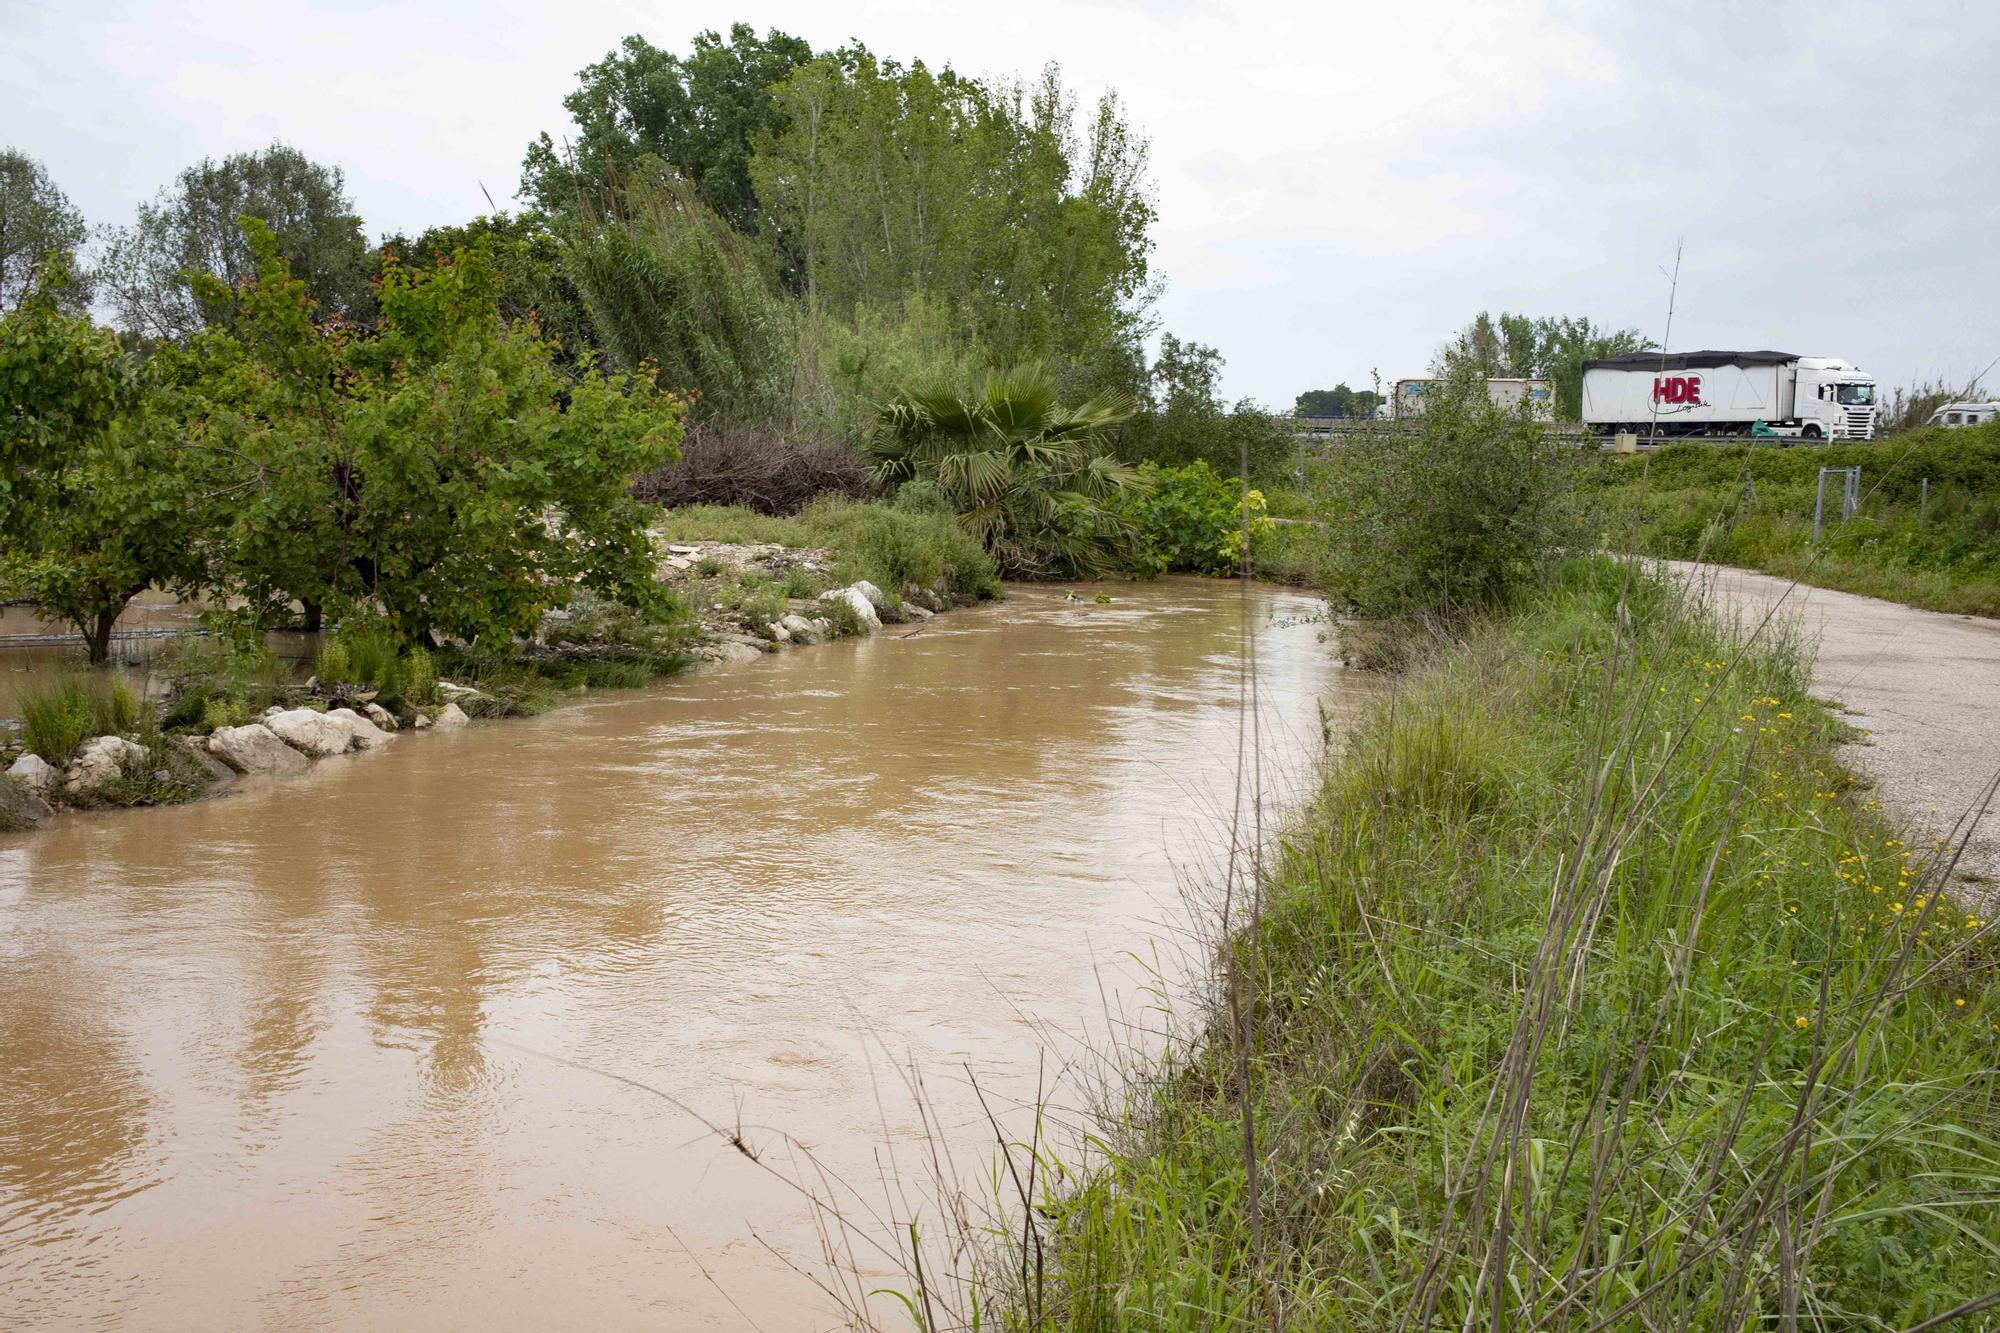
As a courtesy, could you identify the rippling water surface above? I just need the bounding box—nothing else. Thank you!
[0,579,1366,1329]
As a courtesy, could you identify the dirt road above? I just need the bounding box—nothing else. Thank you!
[1672,562,2000,895]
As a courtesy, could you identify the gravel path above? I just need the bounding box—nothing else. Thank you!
[1670,562,2000,896]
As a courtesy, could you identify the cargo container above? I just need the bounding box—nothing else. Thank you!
[1393,376,1553,419]
[1581,351,1877,440]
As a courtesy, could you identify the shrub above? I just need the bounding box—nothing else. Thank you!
[630,420,873,514]
[869,364,1144,578]
[157,636,293,730]
[403,646,438,706]
[1312,368,1587,619]
[1117,460,1274,576]
[796,497,1001,600]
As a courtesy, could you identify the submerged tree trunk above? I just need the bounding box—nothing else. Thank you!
[85,607,118,666]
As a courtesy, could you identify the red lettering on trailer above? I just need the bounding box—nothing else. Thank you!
[1652,375,1703,405]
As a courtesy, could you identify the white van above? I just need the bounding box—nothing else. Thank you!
[1926,400,1999,428]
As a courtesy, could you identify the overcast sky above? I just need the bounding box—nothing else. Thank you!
[5,0,1997,405]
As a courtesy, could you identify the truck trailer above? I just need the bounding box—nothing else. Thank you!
[1581,351,1878,441]
[1393,376,1553,419]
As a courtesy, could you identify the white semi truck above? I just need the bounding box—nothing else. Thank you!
[1581,351,1878,441]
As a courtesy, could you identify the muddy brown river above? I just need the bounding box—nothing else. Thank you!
[0,580,1364,1330]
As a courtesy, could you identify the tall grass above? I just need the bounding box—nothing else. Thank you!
[19,673,143,761]
[912,558,2000,1329]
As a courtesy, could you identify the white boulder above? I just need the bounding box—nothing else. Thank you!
[264,707,393,758]
[779,613,824,645]
[7,752,59,797]
[62,735,148,796]
[362,702,399,732]
[431,702,470,731]
[818,585,881,633]
[207,723,312,776]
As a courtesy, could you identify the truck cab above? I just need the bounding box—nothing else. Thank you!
[1794,358,1878,440]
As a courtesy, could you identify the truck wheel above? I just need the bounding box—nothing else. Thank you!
[1802,425,1825,441]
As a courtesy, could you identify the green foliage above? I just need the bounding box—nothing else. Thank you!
[19,673,141,762]
[1294,383,1382,418]
[791,295,988,441]
[651,498,1001,600]
[100,141,374,341]
[1120,334,1292,479]
[1310,369,1588,619]
[0,281,208,662]
[157,636,294,731]
[379,211,596,369]
[566,177,795,421]
[1116,461,1272,576]
[1589,419,2000,616]
[403,646,439,707]
[753,51,1154,371]
[1439,310,1654,420]
[0,148,90,312]
[189,218,684,647]
[981,563,2000,1328]
[521,25,814,232]
[869,364,1143,577]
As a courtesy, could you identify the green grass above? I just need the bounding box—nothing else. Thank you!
[18,673,143,762]
[1590,421,2000,616]
[653,497,1002,602]
[946,558,1999,1329]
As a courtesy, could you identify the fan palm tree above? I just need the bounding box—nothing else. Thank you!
[868,364,1145,577]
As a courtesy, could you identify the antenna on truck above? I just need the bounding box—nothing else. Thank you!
[1647,239,1684,448]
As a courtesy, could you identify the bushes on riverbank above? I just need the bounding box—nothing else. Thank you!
[652,497,1001,603]
[1590,421,2000,616]
[966,559,1999,1328]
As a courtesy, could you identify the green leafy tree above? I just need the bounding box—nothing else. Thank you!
[102,142,374,341]
[1117,460,1272,576]
[0,274,209,662]
[565,177,794,422]
[753,52,1154,371]
[869,364,1142,576]
[0,149,89,312]
[379,210,596,369]
[1310,367,1587,620]
[1296,384,1384,418]
[522,25,813,231]
[191,219,684,646]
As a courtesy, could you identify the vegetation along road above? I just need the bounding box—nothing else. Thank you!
[1678,559,2000,893]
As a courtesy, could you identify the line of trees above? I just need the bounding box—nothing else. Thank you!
[1435,310,1654,420]
[2,21,1322,648]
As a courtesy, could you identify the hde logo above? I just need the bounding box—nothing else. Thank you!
[1653,375,1703,405]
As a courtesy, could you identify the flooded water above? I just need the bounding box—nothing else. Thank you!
[0,579,1366,1330]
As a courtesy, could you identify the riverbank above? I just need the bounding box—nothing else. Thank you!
[1588,422,2000,617]
[974,557,2000,1328]
[0,505,998,834]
